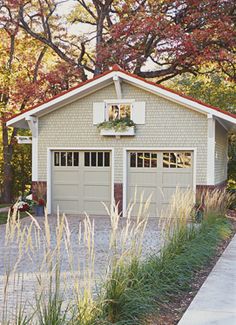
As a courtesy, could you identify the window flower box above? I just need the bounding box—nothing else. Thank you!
[100,126,135,136]
[98,117,136,137]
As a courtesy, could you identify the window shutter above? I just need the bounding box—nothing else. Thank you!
[93,102,105,125]
[132,102,146,124]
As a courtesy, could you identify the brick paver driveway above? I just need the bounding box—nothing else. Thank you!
[0,214,161,320]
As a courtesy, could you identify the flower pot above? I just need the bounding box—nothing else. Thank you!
[34,205,44,217]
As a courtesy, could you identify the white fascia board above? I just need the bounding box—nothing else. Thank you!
[6,72,116,127]
[6,69,236,128]
[116,72,236,125]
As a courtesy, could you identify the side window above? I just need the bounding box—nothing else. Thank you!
[163,152,192,168]
[54,152,79,167]
[130,152,157,168]
[84,152,110,167]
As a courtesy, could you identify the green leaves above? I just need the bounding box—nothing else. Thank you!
[97,118,136,132]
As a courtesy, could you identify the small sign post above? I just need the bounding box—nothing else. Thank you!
[15,136,32,144]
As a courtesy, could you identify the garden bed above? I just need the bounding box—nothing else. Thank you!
[98,214,234,325]
[147,218,236,324]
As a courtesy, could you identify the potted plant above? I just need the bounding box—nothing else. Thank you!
[33,198,45,217]
[32,182,46,217]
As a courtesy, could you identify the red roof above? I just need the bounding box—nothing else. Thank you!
[7,65,236,122]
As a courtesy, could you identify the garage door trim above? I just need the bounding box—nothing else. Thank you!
[123,147,197,217]
[47,147,114,214]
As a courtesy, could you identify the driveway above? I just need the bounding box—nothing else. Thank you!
[0,214,161,320]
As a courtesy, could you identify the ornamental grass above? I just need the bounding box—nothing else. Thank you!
[0,188,233,324]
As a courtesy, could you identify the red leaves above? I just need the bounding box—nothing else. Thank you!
[98,0,236,80]
[0,27,83,121]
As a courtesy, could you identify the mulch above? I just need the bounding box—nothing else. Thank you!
[146,213,236,325]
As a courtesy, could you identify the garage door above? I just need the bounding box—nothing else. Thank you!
[127,151,193,216]
[52,150,111,215]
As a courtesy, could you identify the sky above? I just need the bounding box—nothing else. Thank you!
[57,0,76,15]
[56,0,95,36]
[55,0,155,72]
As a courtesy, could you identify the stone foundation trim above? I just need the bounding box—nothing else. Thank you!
[196,180,227,192]
[196,181,227,202]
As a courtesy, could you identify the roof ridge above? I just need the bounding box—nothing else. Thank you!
[6,65,236,123]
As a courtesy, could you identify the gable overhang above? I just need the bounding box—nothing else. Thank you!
[115,71,236,130]
[6,68,236,131]
[6,73,114,128]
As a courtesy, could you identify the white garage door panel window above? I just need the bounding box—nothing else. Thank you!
[127,151,193,216]
[52,151,111,215]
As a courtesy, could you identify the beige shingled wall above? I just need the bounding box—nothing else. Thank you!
[215,121,228,184]
[38,82,208,184]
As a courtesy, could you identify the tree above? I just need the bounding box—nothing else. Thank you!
[9,0,236,81]
[0,2,82,201]
[11,132,32,198]
[165,70,236,181]
[0,28,46,202]
[0,0,236,200]
[165,69,236,113]
[99,0,236,82]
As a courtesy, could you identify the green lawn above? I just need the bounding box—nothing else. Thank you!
[0,204,11,209]
[0,212,28,224]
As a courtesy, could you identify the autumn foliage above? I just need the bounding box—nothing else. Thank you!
[99,0,236,82]
[0,0,235,201]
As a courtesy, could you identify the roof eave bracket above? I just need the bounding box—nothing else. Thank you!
[26,116,38,137]
[113,75,122,99]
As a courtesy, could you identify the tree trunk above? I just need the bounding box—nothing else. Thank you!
[94,13,105,75]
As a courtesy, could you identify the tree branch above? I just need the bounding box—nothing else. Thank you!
[33,46,47,82]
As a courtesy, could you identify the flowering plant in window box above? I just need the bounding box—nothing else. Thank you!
[98,118,136,136]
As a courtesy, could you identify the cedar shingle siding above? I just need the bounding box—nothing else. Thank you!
[38,82,208,184]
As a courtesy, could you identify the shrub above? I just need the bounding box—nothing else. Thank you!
[202,188,235,216]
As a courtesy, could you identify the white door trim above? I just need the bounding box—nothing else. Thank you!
[47,147,114,215]
[123,147,197,217]
[26,116,38,181]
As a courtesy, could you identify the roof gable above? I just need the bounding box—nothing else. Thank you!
[6,65,236,129]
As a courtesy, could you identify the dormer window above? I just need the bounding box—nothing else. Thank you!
[107,103,131,121]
